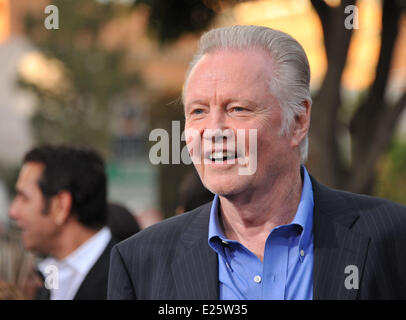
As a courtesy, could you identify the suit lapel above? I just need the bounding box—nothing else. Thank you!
[74,239,115,300]
[171,204,219,300]
[311,178,370,300]
[34,269,51,300]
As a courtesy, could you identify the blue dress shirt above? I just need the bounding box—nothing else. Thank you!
[208,166,314,300]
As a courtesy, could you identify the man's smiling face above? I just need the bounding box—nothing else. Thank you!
[184,48,298,197]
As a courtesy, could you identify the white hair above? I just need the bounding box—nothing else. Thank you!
[183,25,312,163]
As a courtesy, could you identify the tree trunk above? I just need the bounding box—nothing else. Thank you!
[347,0,404,193]
[308,0,355,187]
[308,0,406,195]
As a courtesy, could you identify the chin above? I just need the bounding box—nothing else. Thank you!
[23,238,40,254]
[203,178,248,197]
[197,164,254,195]
[23,241,34,251]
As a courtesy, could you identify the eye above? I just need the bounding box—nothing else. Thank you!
[186,106,206,120]
[192,108,204,115]
[229,106,249,114]
[232,106,245,112]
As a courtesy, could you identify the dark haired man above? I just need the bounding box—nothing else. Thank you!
[9,145,114,300]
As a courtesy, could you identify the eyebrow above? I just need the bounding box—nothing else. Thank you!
[228,100,258,108]
[186,99,259,108]
[185,100,208,108]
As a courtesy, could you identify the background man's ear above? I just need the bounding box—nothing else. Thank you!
[50,191,72,226]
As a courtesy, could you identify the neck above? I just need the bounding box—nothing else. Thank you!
[218,165,303,261]
[51,221,100,260]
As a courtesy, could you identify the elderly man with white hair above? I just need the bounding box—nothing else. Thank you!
[108,25,406,300]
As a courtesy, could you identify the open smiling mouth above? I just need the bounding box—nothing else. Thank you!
[205,150,242,163]
[210,151,237,161]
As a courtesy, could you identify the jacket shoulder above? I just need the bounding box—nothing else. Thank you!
[114,202,212,255]
[333,188,406,221]
[314,178,406,239]
[108,202,213,299]
[312,176,406,219]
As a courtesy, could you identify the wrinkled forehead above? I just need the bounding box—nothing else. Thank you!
[183,48,275,106]
[185,47,274,85]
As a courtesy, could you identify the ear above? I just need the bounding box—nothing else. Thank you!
[50,191,72,226]
[290,100,311,148]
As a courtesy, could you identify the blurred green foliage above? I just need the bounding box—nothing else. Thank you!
[0,163,19,199]
[18,0,218,157]
[19,0,139,157]
[375,138,406,206]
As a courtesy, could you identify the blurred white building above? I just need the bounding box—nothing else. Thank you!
[0,179,9,228]
[0,36,35,166]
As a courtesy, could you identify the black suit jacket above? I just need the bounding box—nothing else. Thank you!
[36,239,116,300]
[107,178,406,299]
[73,239,116,300]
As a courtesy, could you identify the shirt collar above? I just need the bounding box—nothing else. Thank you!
[208,166,314,251]
[64,226,111,275]
[208,193,223,241]
[292,166,314,250]
[38,226,112,276]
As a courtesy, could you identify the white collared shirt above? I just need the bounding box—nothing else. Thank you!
[38,226,112,300]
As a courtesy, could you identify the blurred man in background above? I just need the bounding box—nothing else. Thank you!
[9,145,114,300]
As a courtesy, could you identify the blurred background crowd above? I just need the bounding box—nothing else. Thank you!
[0,0,405,299]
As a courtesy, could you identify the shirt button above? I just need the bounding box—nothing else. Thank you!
[253,275,262,283]
[300,249,305,257]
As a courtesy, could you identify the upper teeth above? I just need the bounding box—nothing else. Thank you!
[210,151,235,160]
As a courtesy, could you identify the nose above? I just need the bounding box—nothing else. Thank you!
[206,107,227,131]
[203,128,234,144]
[203,107,234,142]
[202,108,237,157]
[8,198,19,220]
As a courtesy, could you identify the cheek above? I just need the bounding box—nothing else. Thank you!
[31,216,55,243]
[185,127,203,163]
[193,163,204,178]
[25,202,47,228]
[256,135,292,172]
[27,213,43,231]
